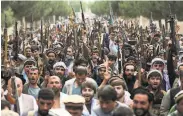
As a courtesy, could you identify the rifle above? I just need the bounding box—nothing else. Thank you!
[31,13,33,40]
[162,25,166,59]
[80,1,86,30]
[41,18,44,53]
[137,26,143,86]
[4,14,8,65]
[14,21,19,61]
[11,76,20,114]
[169,15,177,55]
[117,29,122,74]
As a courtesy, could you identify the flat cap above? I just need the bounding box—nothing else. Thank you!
[24,59,36,66]
[147,69,163,80]
[1,110,19,116]
[63,95,85,106]
[53,62,66,69]
[174,90,183,103]
[151,58,165,66]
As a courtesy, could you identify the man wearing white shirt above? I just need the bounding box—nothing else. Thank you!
[6,77,38,116]
[47,75,68,109]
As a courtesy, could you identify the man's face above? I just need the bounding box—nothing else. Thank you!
[92,52,99,62]
[82,87,94,103]
[67,48,73,56]
[98,67,106,78]
[177,99,183,115]
[28,69,39,85]
[113,85,124,99]
[47,77,62,94]
[108,59,115,67]
[148,76,161,89]
[24,64,34,74]
[75,74,86,86]
[47,53,56,61]
[133,94,151,116]
[8,78,23,97]
[99,97,116,113]
[152,62,164,72]
[32,50,39,58]
[54,66,65,76]
[25,48,32,57]
[37,98,54,115]
[125,65,135,78]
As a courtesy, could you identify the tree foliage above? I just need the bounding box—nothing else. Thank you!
[90,1,183,20]
[1,1,73,25]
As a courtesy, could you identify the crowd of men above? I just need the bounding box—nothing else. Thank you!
[1,10,183,116]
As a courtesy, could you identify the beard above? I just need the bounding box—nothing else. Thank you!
[134,108,149,116]
[66,55,73,60]
[38,109,49,116]
[83,95,94,103]
[48,59,55,65]
[52,87,60,94]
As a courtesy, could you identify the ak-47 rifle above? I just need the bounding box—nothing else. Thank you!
[162,25,166,59]
[117,28,122,74]
[137,26,143,86]
[14,21,19,61]
[11,76,20,114]
[41,18,44,53]
[4,14,8,65]
[80,1,86,30]
[169,14,177,55]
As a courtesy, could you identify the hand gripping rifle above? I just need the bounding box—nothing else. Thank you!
[9,76,20,114]
[169,15,177,55]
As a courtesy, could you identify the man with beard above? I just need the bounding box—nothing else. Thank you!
[44,49,57,76]
[146,70,166,116]
[62,66,97,95]
[25,46,33,59]
[81,81,98,115]
[65,47,75,73]
[28,88,54,116]
[123,63,139,94]
[168,90,183,116]
[23,66,41,99]
[47,76,68,109]
[110,78,133,107]
[93,85,129,116]
[53,61,69,86]
[90,49,100,73]
[132,87,156,116]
